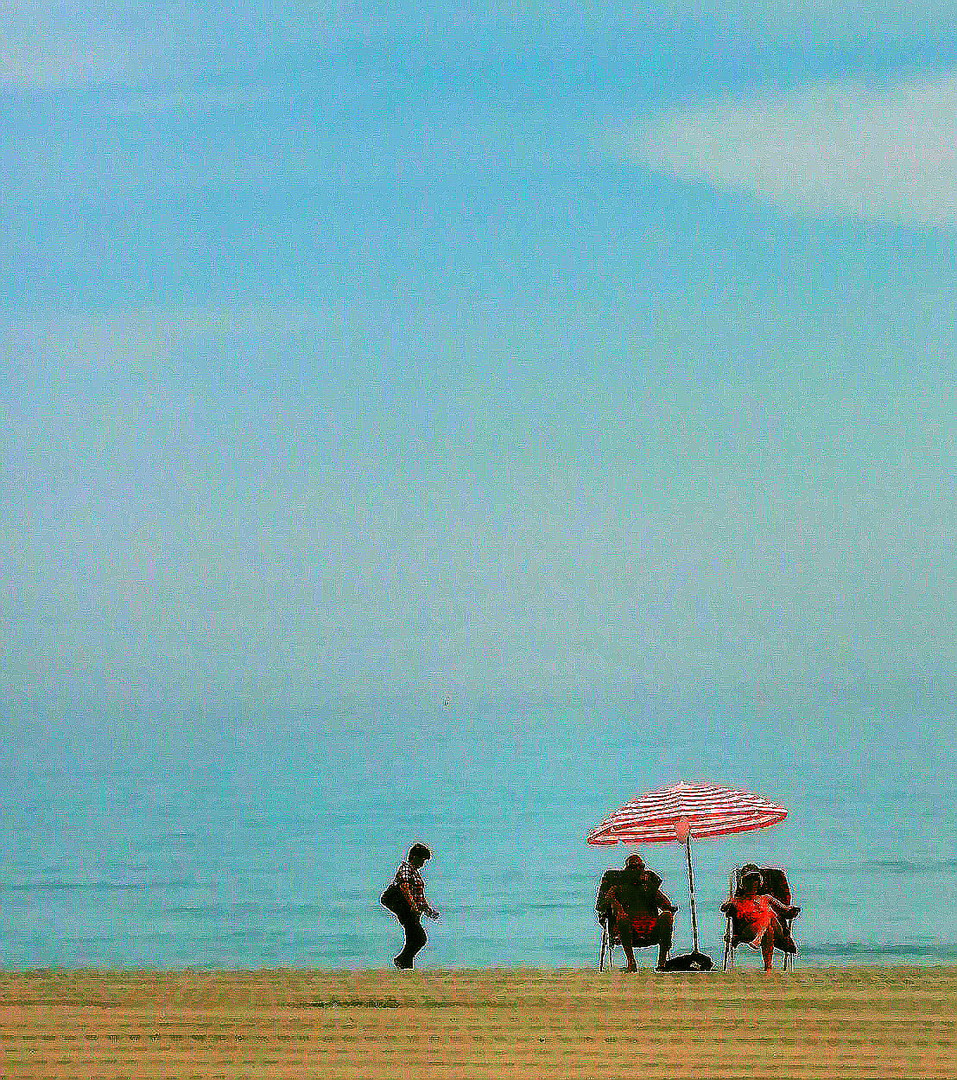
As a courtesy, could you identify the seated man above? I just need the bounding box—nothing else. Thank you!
[597,854,677,972]
[721,867,800,972]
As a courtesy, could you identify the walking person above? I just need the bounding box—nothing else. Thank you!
[380,843,440,969]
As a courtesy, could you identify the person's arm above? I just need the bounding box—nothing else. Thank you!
[414,871,440,919]
[655,889,678,913]
[418,875,440,920]
[764,893,799,918]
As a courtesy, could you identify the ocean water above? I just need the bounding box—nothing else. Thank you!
[2,705,955,970]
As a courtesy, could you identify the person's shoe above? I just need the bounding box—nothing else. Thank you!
[393,957,412,970]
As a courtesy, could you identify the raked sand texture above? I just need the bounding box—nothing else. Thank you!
[2,967,956,1079]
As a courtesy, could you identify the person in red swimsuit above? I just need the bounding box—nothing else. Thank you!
[721,868,800,971]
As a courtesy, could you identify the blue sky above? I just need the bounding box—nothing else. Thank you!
[4,10,957,754]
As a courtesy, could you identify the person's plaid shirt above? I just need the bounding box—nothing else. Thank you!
[395,861,436,916]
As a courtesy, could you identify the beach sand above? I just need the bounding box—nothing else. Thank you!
[3,966,955,1079]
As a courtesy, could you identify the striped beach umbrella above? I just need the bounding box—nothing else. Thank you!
[587,780,789,956]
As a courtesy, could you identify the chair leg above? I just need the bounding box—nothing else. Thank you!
[723,875,737,971]
[781,917,795,972]
[599,925,607,971]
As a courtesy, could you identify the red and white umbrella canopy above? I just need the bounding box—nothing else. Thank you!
[586,780,788,845]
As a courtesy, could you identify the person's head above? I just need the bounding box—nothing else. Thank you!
[740,869,762,894]
[624,854,644,872]
[408,843,431,869]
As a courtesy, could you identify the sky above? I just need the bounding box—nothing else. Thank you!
[4,5,957,760]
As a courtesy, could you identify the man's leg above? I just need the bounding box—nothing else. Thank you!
[395,910,427,969]
[654,910,675,969]
[616,918,638,972]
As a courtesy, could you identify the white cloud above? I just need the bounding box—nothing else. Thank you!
[0,3,288,89]
[626,72,957,227]
[6,1,957,91]
[0,28,134,90]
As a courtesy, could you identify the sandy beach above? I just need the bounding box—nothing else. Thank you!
[3,966,955,1079]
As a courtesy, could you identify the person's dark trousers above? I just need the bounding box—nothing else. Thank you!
[381,884,428,969]
[394,907,428,969]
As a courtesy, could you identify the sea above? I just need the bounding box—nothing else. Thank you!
[2,701,956,970]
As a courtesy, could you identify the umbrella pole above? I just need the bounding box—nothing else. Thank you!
[685,837,700,954]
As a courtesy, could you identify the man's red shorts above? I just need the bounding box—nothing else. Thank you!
[619,914,659,944]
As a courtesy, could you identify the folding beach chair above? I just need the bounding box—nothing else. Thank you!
[596,868,620,970]
[722,865,799,972]
[598,911,617,970]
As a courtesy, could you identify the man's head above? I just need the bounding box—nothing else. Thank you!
[408,843,432,868]
[624,854,644,871]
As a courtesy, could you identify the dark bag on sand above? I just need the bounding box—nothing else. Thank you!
[380,883,408,914]
[662,950,714,971]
